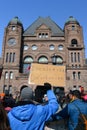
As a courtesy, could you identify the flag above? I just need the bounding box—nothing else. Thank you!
[25,65,31,73]
[27,66,31,70]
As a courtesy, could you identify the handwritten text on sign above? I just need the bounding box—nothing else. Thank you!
[28,63,66,87]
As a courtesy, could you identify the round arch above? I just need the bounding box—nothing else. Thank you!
[23,56,33,73]
[71,39,78,46]
[20,85,28,93]
[38,56,48,63]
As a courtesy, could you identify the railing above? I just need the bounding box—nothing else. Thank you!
[67,45,83,50]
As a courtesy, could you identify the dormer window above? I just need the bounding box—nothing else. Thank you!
[38,33,48,38]
[39,33,42,38]
[45,33,48,38]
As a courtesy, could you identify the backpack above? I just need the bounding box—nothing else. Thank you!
[74,104,87,130]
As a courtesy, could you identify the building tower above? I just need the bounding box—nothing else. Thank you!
[0,17,23,93]
[64,16,86,90]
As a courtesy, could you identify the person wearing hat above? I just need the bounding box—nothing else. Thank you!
[8,83,59,130]
[52,90,87,130]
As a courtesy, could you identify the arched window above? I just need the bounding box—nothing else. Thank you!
[24,45,29,51]
[13,53,15,62]
[6,53,9,62]
[5,72,9,79]
[56,56,63,63]
[38,56,48,63]
[3,85,7,93]
[78,52,80,62]
[73,72,76,80]
[23,56,33,73]
[78,72,81,79]
[38,33,48,38]
[9,85,12,94]
[52,55,63,65]
[74,52,76,62]
[24,56,33,62]
[71,53,73,62]
[10,72,13,79]
[71,39,78,47]
[49,45,55,50]
[9,53,12,62]
[32,45,38,50]
[58,45,63,50]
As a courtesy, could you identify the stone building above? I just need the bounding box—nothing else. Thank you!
[0,16,87,94]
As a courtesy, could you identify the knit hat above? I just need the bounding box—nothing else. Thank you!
[21,87,33,101]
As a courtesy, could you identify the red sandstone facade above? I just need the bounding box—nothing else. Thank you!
[0,16,87,94]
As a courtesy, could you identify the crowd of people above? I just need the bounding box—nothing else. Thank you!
[0,83,87,130]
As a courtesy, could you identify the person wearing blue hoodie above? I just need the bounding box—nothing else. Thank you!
[51,90,87,130]
[8,83,59,130]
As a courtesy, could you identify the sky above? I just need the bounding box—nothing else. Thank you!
[0,0,87,58]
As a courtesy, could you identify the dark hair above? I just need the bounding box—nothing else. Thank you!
[0,103,11,130]
[44,82,52,90]
[44,82,51,87]
[70,90,81,99]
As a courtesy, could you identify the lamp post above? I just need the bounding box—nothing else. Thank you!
[51,54,57,65]
[51,54,64,65]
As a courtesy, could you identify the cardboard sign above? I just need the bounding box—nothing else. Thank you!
[28,63,66,87]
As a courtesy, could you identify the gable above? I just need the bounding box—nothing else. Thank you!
[36,24,50,30]
[23,17,64,36]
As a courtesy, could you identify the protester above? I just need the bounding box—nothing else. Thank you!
[3,90,15,113]
[82,94,87,102]
[8,83,59,130]
[52,90,87,130]
[0,102,11,130]
[42,94,48,104]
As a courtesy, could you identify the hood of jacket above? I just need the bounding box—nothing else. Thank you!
[10,104,36,121]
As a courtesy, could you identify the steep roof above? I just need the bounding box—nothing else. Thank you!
[8,16,23,26]
[65,16,80,26]
[23,17,64,36]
